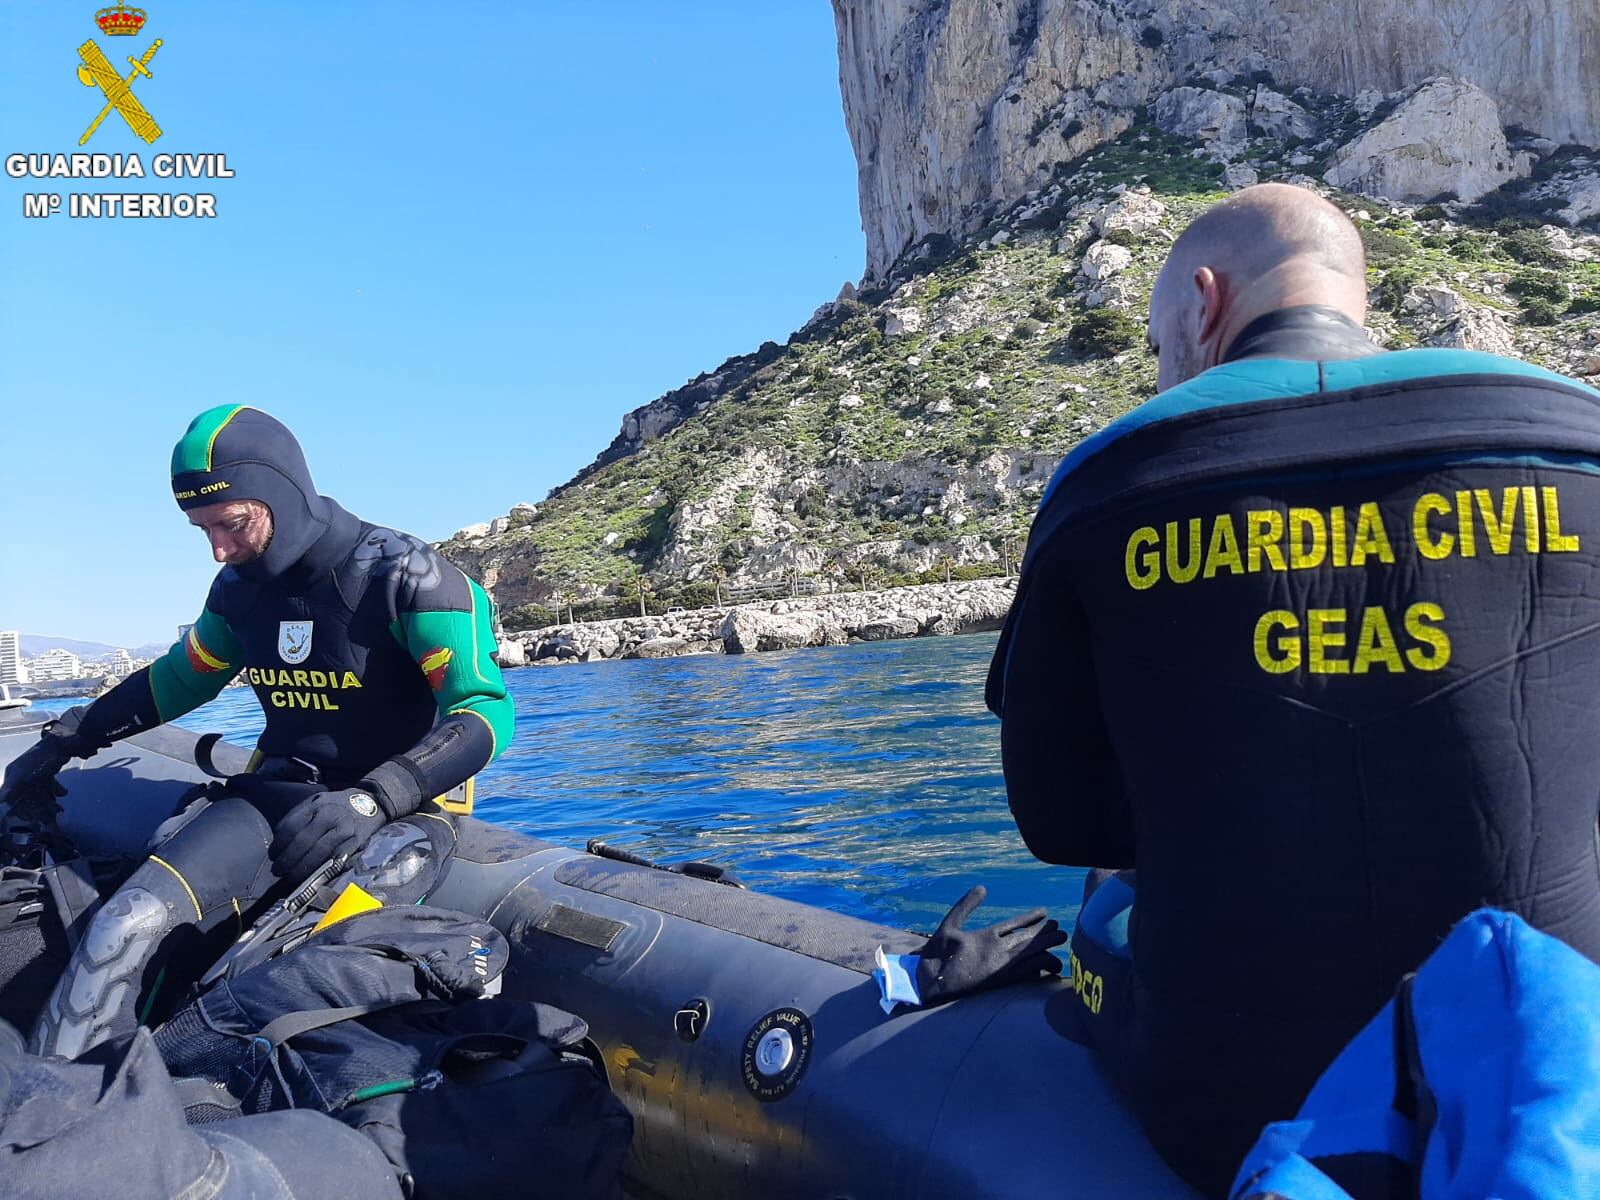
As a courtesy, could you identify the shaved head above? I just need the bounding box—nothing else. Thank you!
[1148,183,1368,390]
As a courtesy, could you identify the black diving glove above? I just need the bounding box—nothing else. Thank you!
[269,787,388,882]
[913,885,1067,1007]
[0,707,92,809]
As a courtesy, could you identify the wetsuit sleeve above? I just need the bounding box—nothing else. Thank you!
[361,568,513,819]
[989,552,1135,868]
[72,597,244,751]
[147,603,246,721]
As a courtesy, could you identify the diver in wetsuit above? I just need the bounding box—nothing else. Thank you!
[987,184,1600,1196]
[0,405,514,1059]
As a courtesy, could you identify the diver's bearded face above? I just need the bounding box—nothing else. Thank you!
[187,499,275,565]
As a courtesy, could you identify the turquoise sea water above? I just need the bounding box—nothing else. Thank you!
[33,633,1086,933]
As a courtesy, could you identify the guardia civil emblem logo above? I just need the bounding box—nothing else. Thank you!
[278,621,314,665]
[76,3,164,146]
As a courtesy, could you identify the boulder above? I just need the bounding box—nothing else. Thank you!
[1222,162,1259,190]
[1352,89,1386,118]
[488,516,511,536]
[1083,279,1136,310]
[1079,240,1133,282]
[1558,173,1600,226]
[852,617,922,642]
[1428,306,1518,356]
[496,639,527,668]
[1090,191,1166,238]
[1402,285,1463,317]
[885,307,923,337]
[1250,87,1318,141]
[721,609,822,654]
[453,522,491,541]
[625,636,693,659]
[1324,78,1532,203]
[1153,88,1247,158]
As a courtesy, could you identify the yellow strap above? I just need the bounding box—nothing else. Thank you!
[149,855,203,921]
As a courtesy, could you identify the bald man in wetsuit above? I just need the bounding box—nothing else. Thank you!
[0,405,513,1058]
[988,184,1600,1195]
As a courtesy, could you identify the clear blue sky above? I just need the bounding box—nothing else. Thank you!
[0,2,864,648]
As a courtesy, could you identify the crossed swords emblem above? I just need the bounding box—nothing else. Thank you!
[76,37,163,146]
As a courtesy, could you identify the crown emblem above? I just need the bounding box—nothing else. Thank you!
[94,2,147,35]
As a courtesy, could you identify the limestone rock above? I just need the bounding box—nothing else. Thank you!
[1324,78,1532,202]
[496,638,527,668]
[1079,240,1133,282]
[1403,285,1462,317]
[510,502,538,520]
[1250,87,1318,141]
[1153,88,1247,158]
[623,636,720,660]
[504,581,1020,668]
[854,618,921,642]
[721,609,824,654]
[885,307,923,337]
[832,0,1600,277]
[1558,174,1600,226]
[1091,191,1166,238]
[1223,162,1259,190]
[1353,89,1385,118]
[1429,306,1518,356]
[488,516,511,536]
[453,522,491,541]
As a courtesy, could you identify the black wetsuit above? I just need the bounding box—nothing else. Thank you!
[29,405,512,1058]
[988,308,1600,1195]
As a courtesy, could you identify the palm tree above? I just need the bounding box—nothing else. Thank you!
[636,569,651,618]
[711,565,726,608]
[823,555,845,596]
[937,554,954,584]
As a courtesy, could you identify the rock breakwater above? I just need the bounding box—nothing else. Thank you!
[501,579,1017,667]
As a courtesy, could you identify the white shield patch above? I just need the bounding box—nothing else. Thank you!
[278,620,314,665]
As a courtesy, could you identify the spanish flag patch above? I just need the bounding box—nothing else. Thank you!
[185,629,230,675]
[420,646,453,690]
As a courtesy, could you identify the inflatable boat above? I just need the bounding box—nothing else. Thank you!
[0,706,1195,1198]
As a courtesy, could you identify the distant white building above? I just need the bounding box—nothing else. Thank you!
[0,632,25,686]
[111,649,134,677]
[32,648,82,681]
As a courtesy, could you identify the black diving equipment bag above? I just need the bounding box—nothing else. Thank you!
[154,904,632,1199]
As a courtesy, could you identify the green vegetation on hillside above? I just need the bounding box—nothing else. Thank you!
[443,117,1600,619]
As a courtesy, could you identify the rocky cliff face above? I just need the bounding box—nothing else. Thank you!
[442,22,1600,625]
[833,0,1600,277]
